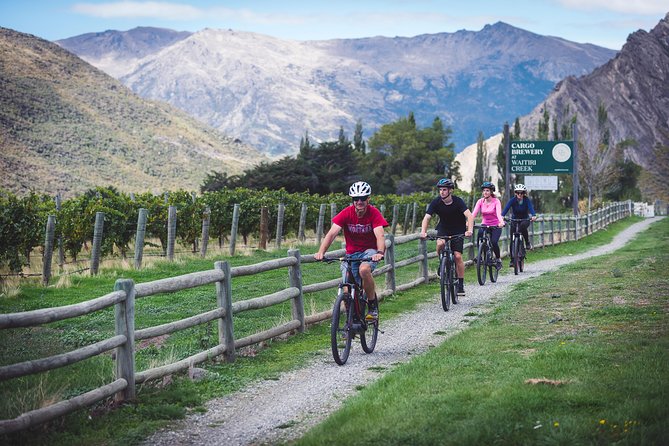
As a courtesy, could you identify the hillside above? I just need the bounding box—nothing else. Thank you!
[522,13,669,169]
[0,27,266,198]
[57,23,616,156]
[456,13,669,193]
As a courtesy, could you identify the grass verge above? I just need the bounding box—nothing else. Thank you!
[295,217,668,445]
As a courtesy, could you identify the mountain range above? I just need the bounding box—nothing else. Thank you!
[0,27,266,198]
[57,22,617,156]
[456,12,669,192]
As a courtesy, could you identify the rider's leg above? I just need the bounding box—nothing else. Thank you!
[359,262,376,302]
[490,228,503,269]
[452,239,465,294]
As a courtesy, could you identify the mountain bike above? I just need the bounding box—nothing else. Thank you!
[505,217,529,275]
[322,255,380,365]
[428,234,465,311]
[474,225,499,285]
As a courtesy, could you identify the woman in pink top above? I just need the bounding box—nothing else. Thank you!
[471,181,505,270]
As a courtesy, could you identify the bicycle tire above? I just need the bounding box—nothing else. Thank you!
[513,237,521,275]
[360,296,378,353]
[477,243,487,285]
[448,255,458,305]
[489,246,499,283]
[519,242,525,272]
[439,254,450,311]
[331,292,352,365]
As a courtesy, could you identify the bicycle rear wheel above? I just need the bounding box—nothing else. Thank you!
[448,257,458,305]
[513,237,521,275]
[439,254,450,311]
[331,292,352,365]
[477,243,487,285]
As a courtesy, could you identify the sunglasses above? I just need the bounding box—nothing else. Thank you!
[352,196,369,202]
[515,192,525,195]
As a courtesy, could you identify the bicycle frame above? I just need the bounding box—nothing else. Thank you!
[474,225,499,285]
[324,255,380,365]
[505,218,530,275]
[428,234,464,311]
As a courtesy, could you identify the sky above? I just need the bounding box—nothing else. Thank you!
[1,1,667,50]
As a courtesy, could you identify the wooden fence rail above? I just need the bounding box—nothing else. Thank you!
[0,201,633,434]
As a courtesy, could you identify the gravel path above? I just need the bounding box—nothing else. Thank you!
[143,217,660,446]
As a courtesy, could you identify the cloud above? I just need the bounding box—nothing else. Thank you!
[557,0,668,15]
[71,1,203,20]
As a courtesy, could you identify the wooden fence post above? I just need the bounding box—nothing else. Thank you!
[298,202,307,242]
[419,236,428,283]
[411,202,418,233]
[391,205,399,235]
[134,208,147,270]
[215,261,235,362]
[167,206,176,261]
[330,203,337,223]
[259,206,268,249]
[276,203,285,249]
[200,207,210,258]
[384,233,396,293]
[316,204,326,245]
[403,204,410,235]
[540,218,545,248]
[55,194,64,268]
[114,278,136,401]
[230,204,239,256]
[42,215,55,286]
[288,249,305,333]
[90,212,104,275]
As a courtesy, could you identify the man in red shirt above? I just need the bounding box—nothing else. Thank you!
[314,181,388,320]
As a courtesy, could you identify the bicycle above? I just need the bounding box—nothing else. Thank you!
[474,225,500,285]
[322,255,380,365]
[428,234,465,311]
[505,217,530,275]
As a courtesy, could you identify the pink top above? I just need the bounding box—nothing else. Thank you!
[472,197,503,226]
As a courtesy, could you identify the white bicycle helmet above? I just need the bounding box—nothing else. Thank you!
[514,184,527,193]
[348,181,372,197]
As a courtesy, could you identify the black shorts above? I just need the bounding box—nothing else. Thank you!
[438,233,464,253]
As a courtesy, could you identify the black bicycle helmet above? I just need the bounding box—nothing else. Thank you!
[436,178,454,189]
[480,181,495,192]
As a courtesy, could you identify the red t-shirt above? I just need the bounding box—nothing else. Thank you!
[332,205,389,254]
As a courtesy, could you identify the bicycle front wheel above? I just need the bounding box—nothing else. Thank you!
[519,243,526,272]
[360,300,378,353]
[440,255,450,311]
[477,243,487,285]
[448,257,458,305]
[489,248,499,283]
[513,237,521,275]
[331,292,352,365]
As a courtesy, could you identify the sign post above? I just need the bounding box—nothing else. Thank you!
[505,130,578,216]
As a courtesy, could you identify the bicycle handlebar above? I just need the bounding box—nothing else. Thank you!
[320,255,377,264]
[504,217,531,222]
[426,234,465,241]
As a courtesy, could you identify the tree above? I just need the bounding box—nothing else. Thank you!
[471,131,489,193]
[580,101,617,211]
[353,119,366,154]
[364,114,457,194]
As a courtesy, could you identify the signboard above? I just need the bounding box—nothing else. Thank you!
[524,175,558,191]
[510,141,573,174]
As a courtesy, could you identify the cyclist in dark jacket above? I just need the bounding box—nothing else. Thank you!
[502,184,537,265]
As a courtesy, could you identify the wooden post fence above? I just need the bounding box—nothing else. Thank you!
[42,215,55,286]
[90,212,104,275]
[230,204,240,256]
[134,208,147,270]
[167,206,177,261]
[200,207,211,258]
